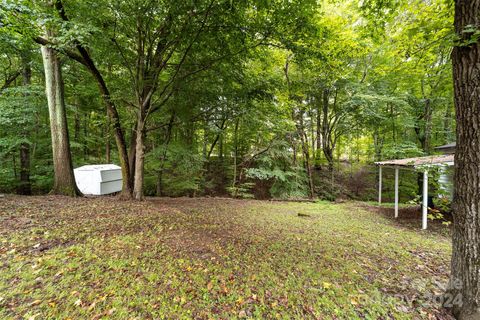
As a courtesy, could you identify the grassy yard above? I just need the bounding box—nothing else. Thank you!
[0,196,452,319]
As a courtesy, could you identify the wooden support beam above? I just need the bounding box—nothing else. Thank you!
[378,166,382,205]
[394,167,399,218]
[422,170,428,229]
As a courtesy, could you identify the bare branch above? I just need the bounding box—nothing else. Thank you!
[1,70,21,90]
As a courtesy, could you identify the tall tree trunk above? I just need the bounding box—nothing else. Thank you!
[133,113,146,200]
[156,112,175,196]
[18,58,32,195]
[321,88,334,172]
[315,98,322,167]
[105,111,111,163]
[128,123,137,189]
[98,82,132,199]
[416,98,433,196]
[373,128,383,162]
[390,103,397,144]
[423,98,432,153]
[52,28,133,198]
[449,1,480,318]
[324,147,334,172]
[297,110,315,199]
[18,144,31,195]
[206,119,227,159]
[231,118,240,197]
[309,107,315,156]
[41,34,80,196]
[219,132,224,162]
[203,115,208,159]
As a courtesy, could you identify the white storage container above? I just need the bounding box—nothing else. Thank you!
[74,164,122,195]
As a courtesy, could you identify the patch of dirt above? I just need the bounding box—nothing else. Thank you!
[148,197,259,261]
[28,239,76,253]
[356,202,452,236]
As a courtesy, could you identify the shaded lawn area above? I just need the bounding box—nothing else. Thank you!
[0,196,452,319]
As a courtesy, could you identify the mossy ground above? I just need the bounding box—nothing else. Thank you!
[0,196,452,319]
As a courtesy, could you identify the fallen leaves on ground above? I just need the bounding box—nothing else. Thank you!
[0,196,453,319]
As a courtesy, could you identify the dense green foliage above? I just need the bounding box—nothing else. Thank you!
[0,0,454,200]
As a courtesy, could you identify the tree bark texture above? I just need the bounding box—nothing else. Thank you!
[321,88,334,171]
[297,109,315,199]
[41,37,80,196]
[450,0,480,318]
[315,97,322,167]
[133,113,146,200]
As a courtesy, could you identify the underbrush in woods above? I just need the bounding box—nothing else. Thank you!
[0,196,452,319]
